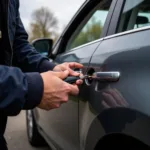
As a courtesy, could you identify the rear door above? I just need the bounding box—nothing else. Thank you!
[79,0,150,149]
[36,0,115,149]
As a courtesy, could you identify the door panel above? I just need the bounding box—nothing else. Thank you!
[79,29,150,149]
[79,0,150,148]
[36,0,114,149]
[37,41,101,150]
[88,29,150,114]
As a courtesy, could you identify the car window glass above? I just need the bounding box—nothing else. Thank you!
[117,0,150,33]
[66,0,113,51]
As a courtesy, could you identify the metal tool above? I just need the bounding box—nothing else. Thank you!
[64,71,120,84]
[64,75,89,84]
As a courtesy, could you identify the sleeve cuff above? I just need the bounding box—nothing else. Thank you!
[39,60,56,73]
[23,72,44,109]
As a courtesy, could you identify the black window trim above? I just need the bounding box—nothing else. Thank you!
[107,0,125,36]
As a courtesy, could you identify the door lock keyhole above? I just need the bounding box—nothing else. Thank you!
[85,68,95,86]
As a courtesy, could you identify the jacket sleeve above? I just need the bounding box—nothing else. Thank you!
[0,65,44,116]
[13,2,56,73]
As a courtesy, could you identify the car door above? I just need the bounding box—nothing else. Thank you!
[79,0,150,149]
[36,0,115,149]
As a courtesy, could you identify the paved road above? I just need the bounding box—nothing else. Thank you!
[4,111,50,150]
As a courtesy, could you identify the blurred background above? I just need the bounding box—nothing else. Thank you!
[20,0,85,43]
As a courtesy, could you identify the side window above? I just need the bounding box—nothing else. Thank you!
[117,0,150,33]
[66,0,113,51]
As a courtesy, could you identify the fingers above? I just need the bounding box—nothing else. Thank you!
[54,62,83,76]
[68,84,79,95]
[68,62,83,69]
[52,70,69,79]
[76,79,83,85]
[67,67,80,76]
[68,62,83,76]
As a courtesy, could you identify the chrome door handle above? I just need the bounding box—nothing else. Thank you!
[92,71,120,82]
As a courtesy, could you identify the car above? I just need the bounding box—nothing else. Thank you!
[26,0,150,149]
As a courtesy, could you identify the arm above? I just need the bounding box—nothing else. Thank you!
[0,65,43,116]
[13,2,56,73]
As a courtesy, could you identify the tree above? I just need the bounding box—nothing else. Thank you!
[71,17,103,49]
[29,7,58,42]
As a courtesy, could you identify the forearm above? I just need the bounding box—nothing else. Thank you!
[13,42,56,73]
[0,65,43,116]
[38,59,56,73]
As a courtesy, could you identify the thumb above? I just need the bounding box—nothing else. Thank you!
[53,70,69,79]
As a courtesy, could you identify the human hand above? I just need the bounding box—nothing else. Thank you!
[53,62,83,85]
[39,70,79,110]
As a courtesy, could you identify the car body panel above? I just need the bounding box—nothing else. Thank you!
[79,28,150,149]
[36,40,102,150]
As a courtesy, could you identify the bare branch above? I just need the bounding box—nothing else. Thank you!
[29,7,59,42]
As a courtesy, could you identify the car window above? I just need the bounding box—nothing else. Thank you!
[66,0,113,51]
[117,0,150,33]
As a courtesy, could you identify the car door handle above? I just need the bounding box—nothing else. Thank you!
[64,71,120,84]
[92,71,120,82]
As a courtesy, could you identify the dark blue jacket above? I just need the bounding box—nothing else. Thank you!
[0,0,56,138]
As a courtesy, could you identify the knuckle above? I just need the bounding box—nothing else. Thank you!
[63,96,68,102]
[74,87,79,95]
[55,104,60,108]
[64,84,71,92]
[48,71,52,73]
[48,71,53,75]
[75,90,79,95]
[63,63,67,66]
